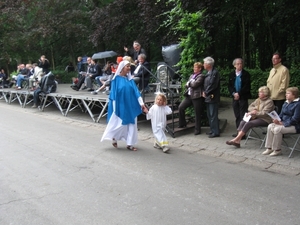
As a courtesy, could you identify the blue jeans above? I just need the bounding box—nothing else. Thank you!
[33,88,42,105]
[95,76,102,86]
[206,103,219,135]
[16,74,25,87]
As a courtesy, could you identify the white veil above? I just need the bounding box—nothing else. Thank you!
[113,60,132,80]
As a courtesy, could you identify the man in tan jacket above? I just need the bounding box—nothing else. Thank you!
[267,52,290,113]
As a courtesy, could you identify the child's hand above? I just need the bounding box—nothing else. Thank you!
[142,105,148,113]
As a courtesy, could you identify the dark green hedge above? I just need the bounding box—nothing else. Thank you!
[52,70,77,84]
[218,67,300,98]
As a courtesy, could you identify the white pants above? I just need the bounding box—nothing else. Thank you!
[265,123,296,150]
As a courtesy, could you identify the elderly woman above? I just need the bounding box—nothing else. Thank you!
[178,62,205,135]
[101,60,146,151]
[226,86,275,148]
[262,87,300,156]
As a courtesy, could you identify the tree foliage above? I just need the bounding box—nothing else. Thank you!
[0,0,300,80]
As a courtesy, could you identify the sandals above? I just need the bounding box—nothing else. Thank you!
[112,139,136,151]
[127,145,137,151]
[112,138,118,148]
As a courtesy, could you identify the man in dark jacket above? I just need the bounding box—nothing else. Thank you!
[228,58,251,137]
[38,55,50,74]
[124,40,147,64]
[202,57,220,138]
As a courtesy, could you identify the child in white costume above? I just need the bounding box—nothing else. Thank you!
[144,93,172,153]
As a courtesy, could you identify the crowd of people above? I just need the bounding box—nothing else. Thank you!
[99,51,300,156]
[70,40,150,95]
[225,52,300,157]
[0,55,51,91]
[1,44,299,157]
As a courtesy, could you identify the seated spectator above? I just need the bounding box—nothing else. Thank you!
[0,68,8,88]
[71,57,91,91]
[77,56,85,79]
[15,64,32,90]
[91,57,123,95]
[226,86,275,148]
[262,87,300,156]
[132,53,150,92]
[32,72,57,108]
[95,61,113,87]
[28,63,43,91]
[84,59,102,91]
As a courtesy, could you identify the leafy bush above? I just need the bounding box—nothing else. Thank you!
[52,70,77,84]
[218,67,299,98]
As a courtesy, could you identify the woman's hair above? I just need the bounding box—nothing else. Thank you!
[232,58,243,66]
[286,87,299,98]
[258,86,270,97]
[123,56,135,64]
[155,92,167,104]
[194,62,203,70]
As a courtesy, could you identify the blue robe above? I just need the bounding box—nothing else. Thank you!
[107,75,142,125]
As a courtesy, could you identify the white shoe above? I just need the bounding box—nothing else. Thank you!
[162,146,169,153]
[262,148,273,155]
[270,150,282,156]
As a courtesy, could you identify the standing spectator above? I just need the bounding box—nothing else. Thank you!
[124,40,147,64]
[144,92,172,153]
[101,60,147,151]
[178,62,205,135]
[202,57,220,138]
[267,52,290,114]
[228,58,251,138]
[38,55,50,75]
[262,87,300,156]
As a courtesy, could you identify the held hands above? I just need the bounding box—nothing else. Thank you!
[142,105,148,114]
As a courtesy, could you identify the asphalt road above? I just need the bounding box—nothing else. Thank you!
[1,104,300,225]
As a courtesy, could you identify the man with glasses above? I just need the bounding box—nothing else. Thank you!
[267,52,290,113]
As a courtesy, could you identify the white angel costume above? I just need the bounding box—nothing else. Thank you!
[146,103,172,147]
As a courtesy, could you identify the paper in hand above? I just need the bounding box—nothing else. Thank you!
[243,113,251,122]
[268,110,281,121]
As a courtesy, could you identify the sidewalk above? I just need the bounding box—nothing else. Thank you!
[137,97,300,176]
